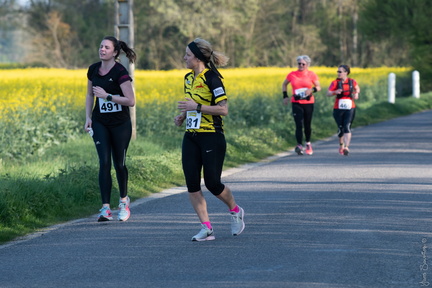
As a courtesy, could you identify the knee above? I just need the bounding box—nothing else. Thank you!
[205,181,224,196]
[99,159,111,171]
[343,125,351,134]
[113,162,127,173]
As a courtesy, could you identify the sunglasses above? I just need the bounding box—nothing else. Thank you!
[298,63,306,66]
[337,70,346,73]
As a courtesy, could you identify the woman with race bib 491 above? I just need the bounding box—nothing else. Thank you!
[84,36,136,222]
[327,64,360,156]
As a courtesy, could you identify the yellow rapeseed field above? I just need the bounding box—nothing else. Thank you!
[0,66,410,120]
[0,66,411,160]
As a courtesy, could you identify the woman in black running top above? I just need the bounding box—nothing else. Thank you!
[84,36,136,222]
[174,38,245,241]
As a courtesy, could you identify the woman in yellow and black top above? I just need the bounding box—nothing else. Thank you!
[174,38,245,241]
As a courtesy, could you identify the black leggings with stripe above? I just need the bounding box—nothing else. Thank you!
[333,108,356,137]
[182,132,226,195]
[92,120,132,204]
[292,103,314,144]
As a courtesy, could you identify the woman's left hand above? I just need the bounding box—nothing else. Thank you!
[177,98,197,112]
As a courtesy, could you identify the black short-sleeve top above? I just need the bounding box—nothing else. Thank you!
[87,62,132,126]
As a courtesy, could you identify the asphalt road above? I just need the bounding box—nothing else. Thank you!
[1,110,431,288]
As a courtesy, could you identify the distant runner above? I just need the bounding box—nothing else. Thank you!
[327,64,360,156]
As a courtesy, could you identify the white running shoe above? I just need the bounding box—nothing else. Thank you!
[230,206,245,236]
[118,196,130,221]
[98,206,113,222]
[192,224,215,241]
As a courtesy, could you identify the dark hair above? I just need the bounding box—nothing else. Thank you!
[339,64,351,75]
[103,36,136,63]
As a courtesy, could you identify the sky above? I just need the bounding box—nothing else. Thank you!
[16,0,29,6]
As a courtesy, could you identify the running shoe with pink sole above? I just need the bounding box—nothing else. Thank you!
[98,206,113,222]
[118,196,131,221]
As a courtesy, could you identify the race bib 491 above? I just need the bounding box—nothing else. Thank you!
[99,98,122,113]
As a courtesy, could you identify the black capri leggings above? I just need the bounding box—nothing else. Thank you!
[333,108,356,137]
[292,103,314,144]
[92,120,132,204]
[182,132,226,195]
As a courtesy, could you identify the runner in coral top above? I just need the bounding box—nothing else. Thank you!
[282,55,321,155]
[327,64,360,156]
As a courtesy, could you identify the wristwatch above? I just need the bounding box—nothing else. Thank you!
[106,94,113,101]
[197,104,202,113]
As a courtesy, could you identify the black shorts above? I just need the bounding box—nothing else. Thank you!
[333,109,355,136]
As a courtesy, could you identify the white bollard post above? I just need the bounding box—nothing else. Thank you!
[413,70,420,98]
[388,73,396,104]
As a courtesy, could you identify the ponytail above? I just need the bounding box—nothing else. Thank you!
[119,41,136,63]
[103,36,136,63]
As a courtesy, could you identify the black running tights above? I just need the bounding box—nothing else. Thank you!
[292,103,314,144]
[92,120,132,204]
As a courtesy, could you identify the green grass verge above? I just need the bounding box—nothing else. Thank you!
[1,93,431,244]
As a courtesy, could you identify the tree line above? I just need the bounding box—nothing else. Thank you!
[2,0,431,90]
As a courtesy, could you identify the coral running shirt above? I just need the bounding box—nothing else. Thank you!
[286,70,319,104]
[328,78,358,109]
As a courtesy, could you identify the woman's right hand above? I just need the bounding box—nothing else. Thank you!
[174,114,185,126]
[84,118,92,132]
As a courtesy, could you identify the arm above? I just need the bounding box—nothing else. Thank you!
[203,99,228,116]
[174,111,186,127]
[84,79,94,131]
[306,79,321,96]
[92,80,135,107]
[313,79,321,91]
[177,98,228,116]
[282,78,290,105]
[282,78,290,94]
[327,81,341,97]
[353,84,360,100]
[327,86,340,97]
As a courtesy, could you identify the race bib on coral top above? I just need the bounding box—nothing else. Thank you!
[338,99,352,110]
[295,88,308,99]
[98,98,122,113]
[186,110,202,129]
